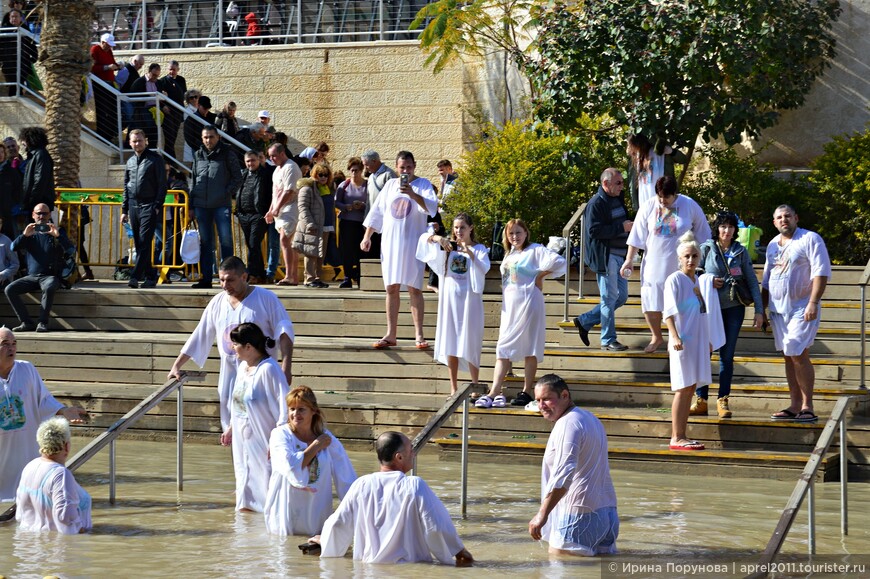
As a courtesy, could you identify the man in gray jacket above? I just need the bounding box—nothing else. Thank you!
[190,125,241,288]
[121,129,166,288]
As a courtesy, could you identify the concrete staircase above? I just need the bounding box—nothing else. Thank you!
[3,260,867,481]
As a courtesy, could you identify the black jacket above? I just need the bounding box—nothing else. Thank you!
[583,185,629,274]
[22,147,55,211]
[123,149,167,213]
[191,142,242,209]
[236,165,272,216]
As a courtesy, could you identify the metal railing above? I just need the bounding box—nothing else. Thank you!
[859,256,870,389]
[411,382,474,517]
[0,371,206,523]
[749,396,853,577]
[93,0,428,49]
[0,26,43,100]
[561,202,587,321]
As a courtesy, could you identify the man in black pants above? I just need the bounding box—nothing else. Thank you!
[5,203,74,333]
[121,129,166,288]
[235,150,272,284]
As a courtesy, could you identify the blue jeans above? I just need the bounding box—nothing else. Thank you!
[193,206,233,280]
[577,253,628,346]
[697,305,745,399]
[266,222,280,277]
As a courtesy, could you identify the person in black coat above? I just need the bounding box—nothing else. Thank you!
[19,127,54,213]
[234,150,272,282]
[0,141,22,239]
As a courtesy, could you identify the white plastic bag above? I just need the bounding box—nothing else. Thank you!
[547,236,567,255]
[180,225,200,265]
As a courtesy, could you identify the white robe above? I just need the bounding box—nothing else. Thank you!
[496,244,567,362]
[699,274,726,352]
[363,176,437,289]
[626,195,711,312]
[180,286,294,430]
[663,271,713,390]
[264,426,356,536]
[16,457,92,534]
[320,470,465,565]
[0,361,64,502]
[416,236,490,372]
[229,357,289,512]
[541,407,619,555]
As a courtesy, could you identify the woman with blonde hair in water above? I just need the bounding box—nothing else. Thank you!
[264,386,356,536]
[417,212,491,395]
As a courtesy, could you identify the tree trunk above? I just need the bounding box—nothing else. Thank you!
[38,0,95,188]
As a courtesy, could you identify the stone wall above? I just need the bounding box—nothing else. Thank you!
[117,41,471,179]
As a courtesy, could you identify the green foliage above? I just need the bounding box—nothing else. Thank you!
[443,119,622,245]
[525,0,840,149]
[807,126,870,265]
[411,0,545,74]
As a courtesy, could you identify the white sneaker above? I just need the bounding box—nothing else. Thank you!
[524,400,540,413]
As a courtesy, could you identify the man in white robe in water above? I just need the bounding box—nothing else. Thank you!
[168,256,294,436]
[529,374,619,556]
[360,151,438,350]
[763,204,831,423]
[314,431,473,566]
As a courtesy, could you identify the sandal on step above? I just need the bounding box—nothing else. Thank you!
[795,410,818,423]
[372,338,397,350]
[492,394,507,408]
[415,340,430,350]
[669,439,705,451]
[474,395,493,409]
[771,409,798,421]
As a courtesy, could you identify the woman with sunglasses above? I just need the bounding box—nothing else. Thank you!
[692,211,763,417]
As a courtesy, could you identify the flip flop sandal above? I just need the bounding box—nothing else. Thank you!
[492,394,507,408]
[372,339,397,350]
[415,340,430,350]
[771,409,798,420]
[669,440,705,451]
[474,395,493,408]
[795,410,818,423]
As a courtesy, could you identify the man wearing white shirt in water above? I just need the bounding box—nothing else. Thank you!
[529,374,619,556]
[315,431,473,566]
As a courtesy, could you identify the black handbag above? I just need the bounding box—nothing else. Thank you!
[714,242,754,307]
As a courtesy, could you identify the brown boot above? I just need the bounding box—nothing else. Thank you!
[717,396,732,418]
[689,396,708,416]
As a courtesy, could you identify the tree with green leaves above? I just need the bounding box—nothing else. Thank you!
[525,0,841,166]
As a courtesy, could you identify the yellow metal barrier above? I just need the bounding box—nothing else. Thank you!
[55,188,291,284]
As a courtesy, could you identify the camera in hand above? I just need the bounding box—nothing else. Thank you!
[35,223,50,233]
[399,174,409,187]
[449,240,458,251]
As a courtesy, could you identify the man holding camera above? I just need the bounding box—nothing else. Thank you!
[4,204,74,333]
[361,151,438,350]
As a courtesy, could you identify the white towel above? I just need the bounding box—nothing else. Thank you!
[700,273,726,351]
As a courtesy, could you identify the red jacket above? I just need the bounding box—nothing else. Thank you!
[90,45,117,84]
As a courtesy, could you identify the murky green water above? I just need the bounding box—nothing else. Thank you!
[1,438,867,578]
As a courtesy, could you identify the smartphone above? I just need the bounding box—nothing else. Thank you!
[35,223,50,233]
[400,174,409,187]
[449,240,458,251]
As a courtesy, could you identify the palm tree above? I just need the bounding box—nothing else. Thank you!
[36,0,96,280]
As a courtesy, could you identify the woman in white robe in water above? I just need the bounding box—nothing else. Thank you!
[621,175,710,353]
[416,212,490,395]
[16,417,91,534]
[265,386,356,536]
[477,218,567,409]
[663,232,712,451]
[225,322,290,512]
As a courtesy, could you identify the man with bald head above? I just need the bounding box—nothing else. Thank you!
[317,431,473,566]
[5,203,74,332]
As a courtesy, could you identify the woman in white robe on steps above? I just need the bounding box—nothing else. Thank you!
[265,386,356,536]
[416,212,490,395]
[225,322,289,512]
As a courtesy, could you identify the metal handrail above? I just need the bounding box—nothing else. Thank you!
[858,257,870,389]
[411,382,474,517]
[749,396,853,578]
[0,371,205,523]
[562,202,587,321]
